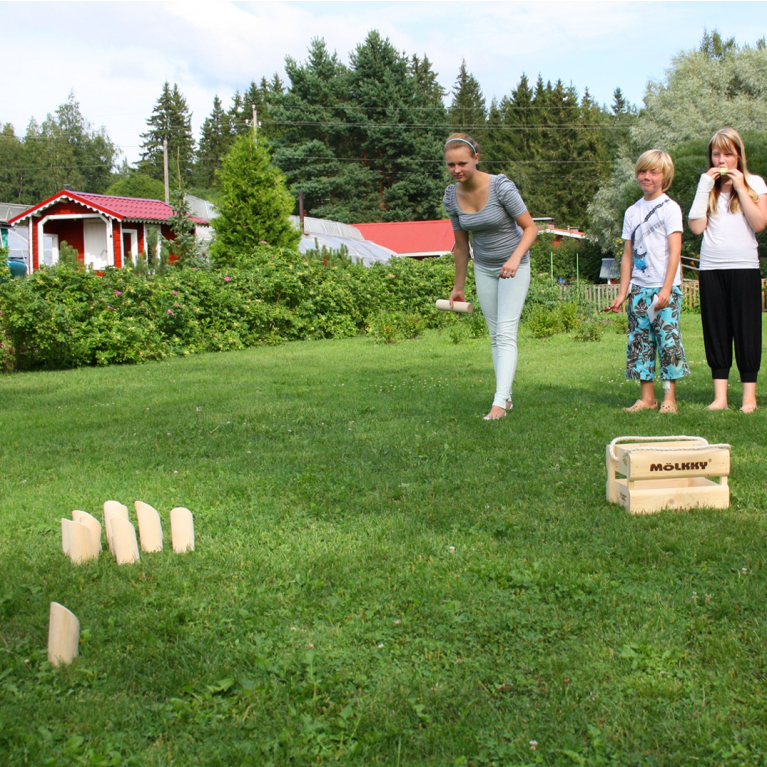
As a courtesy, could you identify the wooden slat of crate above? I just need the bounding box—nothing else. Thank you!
[614,476,729,515]
[617,447,730,480]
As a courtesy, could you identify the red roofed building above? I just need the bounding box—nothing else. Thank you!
[353,220,456,259]
[8,190,209,273]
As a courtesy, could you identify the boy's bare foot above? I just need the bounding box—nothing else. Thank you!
[659,401,677,414]
[706,400,729,411]
[483,405,507,420]
[622,399,658,412]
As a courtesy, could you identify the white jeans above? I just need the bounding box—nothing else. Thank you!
[473,260,531,409]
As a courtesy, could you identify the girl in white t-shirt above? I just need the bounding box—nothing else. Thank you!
[688,128,767,412]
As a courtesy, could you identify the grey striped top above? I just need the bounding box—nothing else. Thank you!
[443,174,529,269]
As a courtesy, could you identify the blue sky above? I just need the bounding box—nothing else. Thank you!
[1,1,764,164]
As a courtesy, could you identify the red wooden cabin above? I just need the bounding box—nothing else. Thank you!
[8,190,209,273]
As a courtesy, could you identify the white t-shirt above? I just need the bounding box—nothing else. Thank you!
[622,194,684,287]
[700,174,767,270]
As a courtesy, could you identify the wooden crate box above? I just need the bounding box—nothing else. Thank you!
[606,436,730,515]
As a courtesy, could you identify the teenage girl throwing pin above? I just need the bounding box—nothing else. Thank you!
[443,133,538,420]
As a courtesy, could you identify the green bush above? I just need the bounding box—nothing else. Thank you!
[571,316,606,342]
[368,310,426,344]
[0,251,474,371]
[526,301,579,339]
[611,312,628,334]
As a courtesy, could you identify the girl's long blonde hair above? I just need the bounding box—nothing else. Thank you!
[707,128,759,216]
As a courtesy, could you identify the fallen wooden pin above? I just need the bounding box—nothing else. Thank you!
[48,602,80,666]
[134,501,163,552]
[61,518,97,563]
[435,299,474,314]
[170,507,194,553]
[607,435,731,515]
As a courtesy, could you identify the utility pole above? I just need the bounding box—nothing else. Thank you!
[163,138,169,204]
[252,106,258,145]
[299,189,305,234]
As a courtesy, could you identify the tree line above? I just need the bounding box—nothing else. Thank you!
[4,28,767,258]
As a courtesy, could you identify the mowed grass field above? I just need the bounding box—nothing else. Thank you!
[2,315,767,766]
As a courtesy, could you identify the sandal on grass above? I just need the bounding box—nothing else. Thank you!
[622,400,658,412]
[659,401,677,414]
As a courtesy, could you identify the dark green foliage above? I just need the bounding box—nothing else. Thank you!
[0,251,467,370]
[367,310,426,343]
[195,96,235,190]
[210,135,301,264]
[270,33,447,223]
[57,241,81,270]
[139,82,196,184]
[165,189,204,268]
[449,60,486,132]
[0,93,117,203]
[106,174,166,200]
[483,76,618,229]
[0,122,24,202]
[530,235,605,282]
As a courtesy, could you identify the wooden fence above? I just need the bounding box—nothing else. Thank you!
[561,280,767,312]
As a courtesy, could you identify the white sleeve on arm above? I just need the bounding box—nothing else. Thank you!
[689,174,715,219]
[666,200,683,233]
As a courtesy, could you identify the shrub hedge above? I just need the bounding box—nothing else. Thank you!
[0,247,468,371]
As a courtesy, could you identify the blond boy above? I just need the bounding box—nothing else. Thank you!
[610,150,690,413]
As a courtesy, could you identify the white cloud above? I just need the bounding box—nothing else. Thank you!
[0,1,765,167]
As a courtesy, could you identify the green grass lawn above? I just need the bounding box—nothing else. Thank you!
[2,315,767,766]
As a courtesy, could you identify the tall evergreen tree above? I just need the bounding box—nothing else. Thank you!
[448,60,486,132]
[195,95,234,189]
[211,134,300,266]
[345,31,447,221]
[270,38,357,218]
[139,82,196,185]
[410,54,446,106]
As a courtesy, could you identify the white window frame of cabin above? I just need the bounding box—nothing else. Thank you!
[42,233,59,266]
[122,228,138,265]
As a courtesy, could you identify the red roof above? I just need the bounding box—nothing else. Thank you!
[354,220,455,256]
[9,190,209,226]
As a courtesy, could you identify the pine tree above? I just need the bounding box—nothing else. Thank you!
[611,87,628,115]
[270,38,354,216]
[410,54,446,106]
[345,31,446,221]
[211,134,300,266]
[139,82,196,184]
[448,60,486,132]
[195,95,234,189]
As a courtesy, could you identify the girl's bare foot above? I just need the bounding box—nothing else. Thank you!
[740,402,758,413]
[622,399,657,412]
[483,405,507,420]
[706,400,729,411]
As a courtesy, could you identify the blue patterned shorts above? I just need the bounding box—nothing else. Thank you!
[625,285,690,381]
